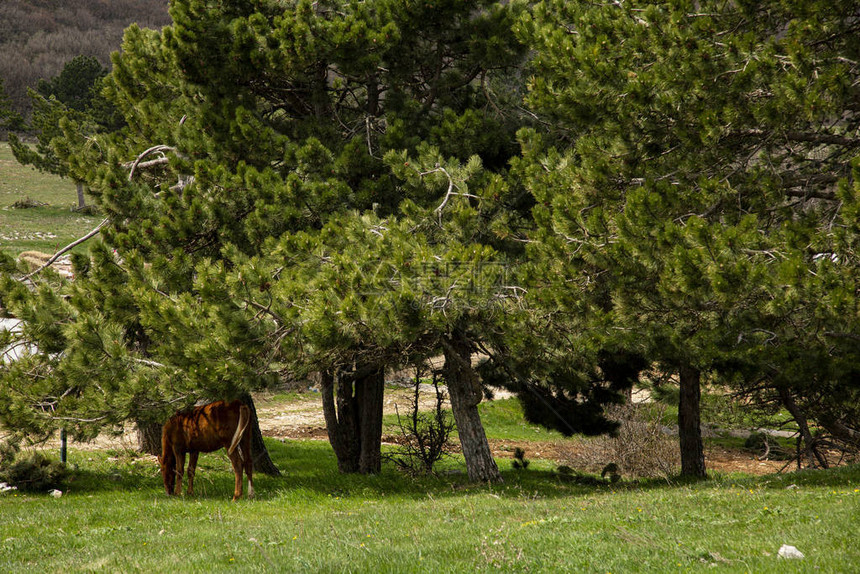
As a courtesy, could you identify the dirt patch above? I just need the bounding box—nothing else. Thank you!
[488,439,784,476]
[254,393,326,435]
[16,251,73,279]
[705,444,786,475]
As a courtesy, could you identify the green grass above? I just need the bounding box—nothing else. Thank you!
[267,390,317,403]
[477,398,565,442]
[1,440,857,573]
[383,397,564,443]
[0,142,102,257]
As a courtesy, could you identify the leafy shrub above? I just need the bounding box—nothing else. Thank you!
[0,450,67,493]
[0,439,19,467]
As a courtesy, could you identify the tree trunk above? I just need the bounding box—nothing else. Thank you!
[442,332,501,483]
[678,366,706,478]
[75,181,86,209]
[777,386,828,469]
[60,429,67,465]
[818,416,860,449]
[137,420,163,456]
[320,366,385,474]
[239,392,281,476]
[356,367,385,474]
[321,369,360,473]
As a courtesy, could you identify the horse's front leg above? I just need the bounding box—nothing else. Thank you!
[187,451,199,496]
[173,449,186,496]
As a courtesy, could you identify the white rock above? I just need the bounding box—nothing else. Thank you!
[778,545,804,560]
[49,489,63,498]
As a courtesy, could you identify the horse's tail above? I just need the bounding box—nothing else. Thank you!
[227,403,251,459]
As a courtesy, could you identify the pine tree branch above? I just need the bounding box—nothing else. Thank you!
[782,131,860,147]
[824,331,860,343]
[131,358,168,368]
[426,166,455,214]
[423,166,480,220]
[782,175,840,200]
[731,129,860,147]
[19,143,187,282]
[48,414,112,424]
[125,144,178,180]
[245,299,287,326]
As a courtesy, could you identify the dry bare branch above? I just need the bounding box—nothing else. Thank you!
[20,218,109,281]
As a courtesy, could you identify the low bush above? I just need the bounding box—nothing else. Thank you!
[0,447,67,493]
[9,197,47,209]
[387,370,455,476]
[558,403,679,479]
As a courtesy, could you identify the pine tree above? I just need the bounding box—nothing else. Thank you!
[1,0,530,481]
[35,56,108,114]
[8,56,114,210]
[518,0,860,474]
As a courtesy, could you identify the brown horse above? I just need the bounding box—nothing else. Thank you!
[159,400,254,501]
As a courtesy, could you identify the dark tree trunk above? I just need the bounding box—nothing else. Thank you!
[777,386,828,469]
[356,368,385,474]
[60,429,67,464]
[442,332,501,483]
[678,366,706,478]
[320,366,385,474]
[240,392,281,476]
[321,369,360,473]
[818,416,860,449]
[137,420,163,456]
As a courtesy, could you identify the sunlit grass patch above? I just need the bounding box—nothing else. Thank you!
[0,142,101,257]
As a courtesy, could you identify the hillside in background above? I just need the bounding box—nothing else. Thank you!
[0,0,171,120]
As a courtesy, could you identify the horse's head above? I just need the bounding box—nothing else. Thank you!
[159,452,176,495]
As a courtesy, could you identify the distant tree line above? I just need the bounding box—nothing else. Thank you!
[0,0,170,122]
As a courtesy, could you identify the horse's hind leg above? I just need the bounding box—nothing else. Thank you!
[229,453,243,501]
[243,443,254,498]
[240,429,253,498]
[245,457,254,499]
[187,451,199,496]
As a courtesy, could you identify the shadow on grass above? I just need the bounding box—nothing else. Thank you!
[59,439,603,501]
[57,438,860,503]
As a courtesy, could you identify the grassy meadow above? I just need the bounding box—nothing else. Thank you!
[0,142,102,257]
[1,438,858,573]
